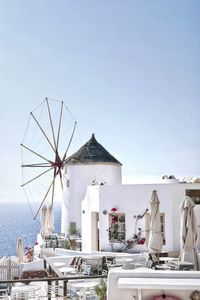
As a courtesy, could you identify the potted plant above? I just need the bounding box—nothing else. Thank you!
[67,223,81,250]
[68,223,80,238]
[63,239,71,249]
[95,278,107,300]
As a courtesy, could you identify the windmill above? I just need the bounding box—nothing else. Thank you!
[21,98,77,220]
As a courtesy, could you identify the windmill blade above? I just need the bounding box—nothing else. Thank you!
[30,111,56,154]
[22,163,52,168]
[56,101,64,152]
[46,97,57,151]
[51,168,57,207]
[34,179,55,219]
[21,143,53,164]
[34,164,63,219]
[63,121,77,162]
[21,166,54,187]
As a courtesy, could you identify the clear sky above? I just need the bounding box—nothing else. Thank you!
[0,0,199,202]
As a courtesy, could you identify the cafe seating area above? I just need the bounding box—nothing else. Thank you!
[43,234,65,249]
[1,249,199,299]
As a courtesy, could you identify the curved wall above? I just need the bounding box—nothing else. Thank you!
[61,163,122,235]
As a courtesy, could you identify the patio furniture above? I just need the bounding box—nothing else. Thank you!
[167,260,194,271]
[146,259,155,269]
[69,280,98,300]
[102,269,108,276]
[106,256,116,264]
[0,295,9,300]
[11,286,41,300]
[57,233,65,239]
[116,258,134,269]
[146,253,165,269]
[159,257,178,263]
[82,264,92,276]
[44,233,65,249]
[130,262,146,269]
[0,288,9,300]
[70,256,83,273]
[82,256,103,275]
[46,284,63,298]
[105,261,122,270]
[155,264,172,270]
[59,266,77,276]
[53,262,66,267]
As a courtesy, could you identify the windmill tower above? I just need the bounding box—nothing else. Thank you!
[61,134,122,235]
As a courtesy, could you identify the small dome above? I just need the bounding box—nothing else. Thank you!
[66,134,122,165]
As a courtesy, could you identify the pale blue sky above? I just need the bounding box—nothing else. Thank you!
[0,0,199,202]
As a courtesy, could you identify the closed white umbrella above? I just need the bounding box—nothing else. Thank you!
[16,237,24,263]
[145,212,151,246]
[46,205,54,235]
[180,196,199,270]
[40,205,48,238]
[148,190,163,253]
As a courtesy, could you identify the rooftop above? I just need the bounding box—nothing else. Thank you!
[66,134,122,165]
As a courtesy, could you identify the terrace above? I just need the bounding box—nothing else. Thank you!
[1,250,200,299]
[0,254,108,299]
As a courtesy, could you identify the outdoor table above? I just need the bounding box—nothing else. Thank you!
[130,262,145,269]
[168,260,194,270]
[54,262,66,267]
[116,258,133,263]
[59,266,76,275]
[116,258,134,268]
[155,264,171,270]
[109,263,123,268]
[159,257,177,263]
[11,283,41,298]
[12,283,41,291]
[69,281,98,300]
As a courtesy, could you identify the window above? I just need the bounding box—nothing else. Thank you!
[160,213,166,245]
[108,213,125,242]
[186,190,200,205]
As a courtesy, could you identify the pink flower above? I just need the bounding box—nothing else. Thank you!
[138,238,145,245]
[112,216,117,223]
[127,240,133,244]
[111,207,117,212]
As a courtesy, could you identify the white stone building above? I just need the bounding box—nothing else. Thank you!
[61,134,200,254]
[61,134,122,235]
[82,182,200,253]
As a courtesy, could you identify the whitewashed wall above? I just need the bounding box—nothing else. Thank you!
[82,183,200,253]
[61,164,122,235]
[82,186,100,252]
[107,268,200,300]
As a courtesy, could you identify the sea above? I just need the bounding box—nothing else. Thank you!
[0,201,61,257]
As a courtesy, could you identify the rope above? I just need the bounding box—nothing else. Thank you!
[31,99,46,112]
[63,103,77,122]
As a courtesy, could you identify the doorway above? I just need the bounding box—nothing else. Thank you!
[91,212,99,251]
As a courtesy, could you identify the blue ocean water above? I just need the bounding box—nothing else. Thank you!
[0,201,61,257]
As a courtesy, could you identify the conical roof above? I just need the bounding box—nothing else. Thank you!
[66,134,122,165]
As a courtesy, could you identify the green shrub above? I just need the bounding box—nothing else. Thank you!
[95,278,107,300]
